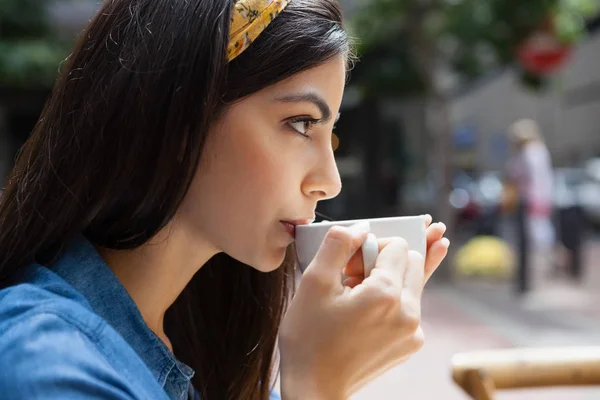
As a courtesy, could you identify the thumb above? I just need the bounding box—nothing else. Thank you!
[304,221,371,288]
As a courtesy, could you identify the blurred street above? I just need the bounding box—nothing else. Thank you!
[353,236,600,399]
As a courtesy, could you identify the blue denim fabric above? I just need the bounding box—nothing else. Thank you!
[0,236,282,400]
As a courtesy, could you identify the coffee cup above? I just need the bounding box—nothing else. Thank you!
[295,215,427,274]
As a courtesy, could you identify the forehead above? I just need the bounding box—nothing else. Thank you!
[252,56,347,102]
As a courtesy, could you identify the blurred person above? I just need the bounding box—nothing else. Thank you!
[0,0,449,399]
[506,118,555,291]
[507,118,555,251]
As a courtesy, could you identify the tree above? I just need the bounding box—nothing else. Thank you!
[349,0,599,281]
[0,0,75,183]
[0,0,70,90]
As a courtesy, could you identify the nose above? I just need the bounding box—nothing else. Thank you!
[301,145,342,201]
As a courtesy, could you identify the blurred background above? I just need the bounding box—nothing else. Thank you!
[2,0,600,398]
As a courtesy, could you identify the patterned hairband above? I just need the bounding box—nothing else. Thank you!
[227,0,292,62]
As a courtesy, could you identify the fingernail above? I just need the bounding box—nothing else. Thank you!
[441,238,450,247]
[349,221,370,235]
[438,222,447,231]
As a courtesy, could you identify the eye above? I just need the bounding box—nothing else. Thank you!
[288,117,318,137]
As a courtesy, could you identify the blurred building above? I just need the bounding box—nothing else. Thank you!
[330,11,600,220]
[450,22,600,172]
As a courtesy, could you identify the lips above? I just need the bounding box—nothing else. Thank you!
[281,221,296,238]
[280,219,314,239]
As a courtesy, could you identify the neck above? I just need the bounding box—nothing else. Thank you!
[97,216,218,350]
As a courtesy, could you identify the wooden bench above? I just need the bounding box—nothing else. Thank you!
[451,347,600,399]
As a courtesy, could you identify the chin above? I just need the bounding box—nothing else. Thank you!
[250,246,290,273]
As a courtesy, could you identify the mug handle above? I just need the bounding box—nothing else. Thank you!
[362,233,379,278]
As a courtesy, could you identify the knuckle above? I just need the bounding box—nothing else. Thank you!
[324,226,352,250]
[403,314,421,334]
[411,326,425,351]
[391,237,409,252]
[370,268,396,288]
[377,288,402,314]
[326,225,348,239]
[408,250,425,267]
[300,269,329,292]
[383,292,401,310]
[361,281,401,313]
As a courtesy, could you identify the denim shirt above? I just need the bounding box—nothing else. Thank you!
[0,236,282,400]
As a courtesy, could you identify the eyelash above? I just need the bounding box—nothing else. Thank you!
[287,116,319,138]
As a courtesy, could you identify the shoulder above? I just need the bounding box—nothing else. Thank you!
[524,142,549,159]
[0,270,147,399]
[0,265,97,338]
[0,310,141,399]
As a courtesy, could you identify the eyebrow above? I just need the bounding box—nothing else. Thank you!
[274,92,332,123]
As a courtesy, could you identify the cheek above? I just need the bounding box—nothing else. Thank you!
[225,128,296,202]
[180,126,293,246]
[243,147,288,194]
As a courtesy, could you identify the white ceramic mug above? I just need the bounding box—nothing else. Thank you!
[295,215,427,274]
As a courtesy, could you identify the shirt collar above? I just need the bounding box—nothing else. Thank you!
[51,235,194,400]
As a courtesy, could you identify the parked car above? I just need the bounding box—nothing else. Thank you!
[402,170,504,234]
[553,166,600,229]
[580,159,600,227]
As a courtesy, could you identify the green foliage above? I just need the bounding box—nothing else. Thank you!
[442,0,556,72]
[0,41,67,89]
[554,0,600,42]
[350,0,599,96]
[0,0,70,90]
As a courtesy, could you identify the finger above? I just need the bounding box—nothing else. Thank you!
[343,247,365,277]
[377,237,398,252]
[424,238,449,284]
[343,275,363,288]
[399,252,425,344]
[346,234,431,278]
[426,222,446,249]
[424,214,433,228]
[305,222,370,289]
[403,250,426,299]
[370,237,409,287]
[344,237,399,286]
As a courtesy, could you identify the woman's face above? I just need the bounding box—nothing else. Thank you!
[178,56,346,271]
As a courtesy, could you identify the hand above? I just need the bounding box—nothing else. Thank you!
[279,219,449,399]
[343,214,449,288]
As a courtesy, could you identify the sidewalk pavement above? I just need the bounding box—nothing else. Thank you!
[352,285,600,400]
[445,236,600,348]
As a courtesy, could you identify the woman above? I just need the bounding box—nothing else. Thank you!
[0,0,449,399]
[507,118,555,252]
[506,119,555,290]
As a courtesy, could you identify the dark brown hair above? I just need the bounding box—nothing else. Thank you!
[0,0,349,399]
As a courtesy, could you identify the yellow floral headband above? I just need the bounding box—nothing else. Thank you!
[227,0,291,61]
